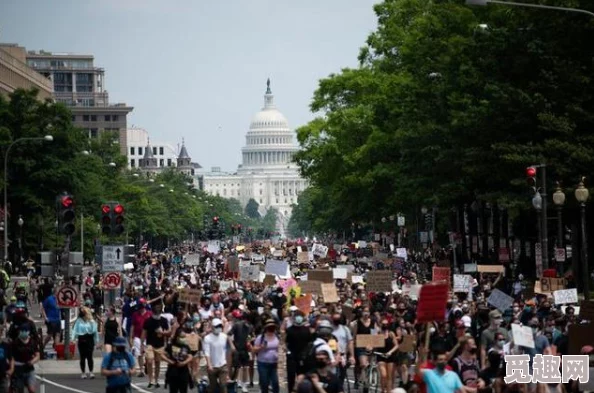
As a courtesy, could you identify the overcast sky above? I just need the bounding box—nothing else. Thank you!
[1,0,378,171]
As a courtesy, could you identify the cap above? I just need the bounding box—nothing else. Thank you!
[211,318,223,328]
[289,306,298,312]
[264,319,277,329]
[489,310,502,319]
[10,296,16,301]
[231,309,243,319]
[113,337,127,347]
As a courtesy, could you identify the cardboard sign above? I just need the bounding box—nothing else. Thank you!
[263,275,277,286]
[416,283,449,323]
[332,268,348,280]
[240,264,260,282]
[312,244,329,258]
[477,265,504,274]
[185,254,201,266]
[356,334,384,348]
[399,335,417,353]
[297,252,309,263]
[227,256,239,272]
[321,283,339,303]
[265,260,288,276]
[553,288,578,305]
[402,284,421,300]
[308,270,334,283]
[366,271,393,292]
[540,277,566,293]
[487,289,514,313]
[432,267,451,288]
[179,288,202,304]
[511,323,535,349]
[294,294,312,315]
[300,280,322,294]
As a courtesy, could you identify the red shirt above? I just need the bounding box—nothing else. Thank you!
[131,309,152,338]
[414,361,453,393]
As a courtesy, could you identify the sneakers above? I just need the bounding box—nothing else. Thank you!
[88,373,95,379]
[137,372,145,378]
[81,373,87,379]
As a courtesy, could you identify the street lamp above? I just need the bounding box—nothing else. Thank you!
[465,0,594,17]
[4,135,53,262]
[17,215,23,268]
[552,183,566,272]
[575,177,590,301]
[532,191,544,274]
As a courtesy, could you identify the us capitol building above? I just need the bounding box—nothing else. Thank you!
[202,79,307,236]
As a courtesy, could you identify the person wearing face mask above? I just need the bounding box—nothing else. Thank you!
[377,319,398,393]
[329,310,353,389]
[253,319,280,393]
[450,337,481,392]
[141,303,171,388]
[71,306,100,379]
[521,318,551,372]
[162,330,194,393]
[10,325,40,393]
[101,337,136,393]
[130,298,151,378]
[351,307,377,393]
[416,350,464,393]
[204,318,233,393]
[295,348,344,393]
[479,310,509,368]
[286,311,313,393]
[230,310,253,393]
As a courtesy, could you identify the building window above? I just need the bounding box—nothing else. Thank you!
[71,115,76,122]
[238,191,241,196]
[130,159,135,167]
[276,198,279,204]
[90,115,97,121]
[76,73,93,92]
[260,199,263,204]
[53,72,73,92]
[130,147,135,155]
[105,115,111,121]
[284,198,287,203]
[159,147,164,155]
[138,147,143,156]
[89,128,98,138]
[167,158,172,167]
[159,159,164,167]
[112,115,119,121]
[153,147,157,155]
[259,189,263,195]
[83,115,90,122]
[223,189,227,196]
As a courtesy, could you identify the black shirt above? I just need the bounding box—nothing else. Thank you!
[165,342,191,380]
[316,371,343,393]
[0,342,13,380]
[11,339,37,372]
[286,325,313,358]
[143,316,169,348]
[230,321,253,350]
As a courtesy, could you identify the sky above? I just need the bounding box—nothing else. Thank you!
[0,0,378,171]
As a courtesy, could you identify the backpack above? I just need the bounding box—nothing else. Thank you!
[107,352,133,370]
[298,340,324,372]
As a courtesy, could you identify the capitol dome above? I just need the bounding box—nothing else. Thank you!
[240,79,298,171]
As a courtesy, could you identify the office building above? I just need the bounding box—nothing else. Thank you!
[0,44,52,99]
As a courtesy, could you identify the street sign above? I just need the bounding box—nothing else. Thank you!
[397,216,405,227]
[102,244,125,272]
[103,272,122,289]
[555,248,566,263]
[535,243,543,277]
[57,285,79,308]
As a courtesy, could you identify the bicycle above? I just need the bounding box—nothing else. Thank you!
[365,352,385,393]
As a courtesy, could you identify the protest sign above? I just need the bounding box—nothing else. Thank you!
[356,335,384,348]
[366,271,393,292]
[265,260,288,276]
[487,289,514,313]
[300,280,322,295]
[312,244,329,258]
[179,288,201,305]
[332,268,348,280]
[402,284,421,300]
[416,283,448,323]
[477,265,504,274]
[240,264,260,282]
[540,277,566,293]
[308,270,334,283]
[511,323,535,349]
[294,294,312,315]
[297,252,309,264]
[432,267,451,288]
[553,288,578,305]
[321,283,339,303]
[453,274,473,293]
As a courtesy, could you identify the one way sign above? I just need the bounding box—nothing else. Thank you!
[102,244,125,272]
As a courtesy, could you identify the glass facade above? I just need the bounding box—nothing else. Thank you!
[54,72,73,92]
[76,73,93,92]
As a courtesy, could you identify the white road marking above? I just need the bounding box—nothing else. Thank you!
[36,376,95,393]
[131,383,152,393]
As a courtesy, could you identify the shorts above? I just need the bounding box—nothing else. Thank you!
[47,321,61,336]
[12,371,36,390]
[132,337,142,357]
[355,349,370,358]
[145,345,165,361]
[233,350,251,367]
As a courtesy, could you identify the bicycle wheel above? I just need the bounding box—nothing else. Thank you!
[368,366,379,393]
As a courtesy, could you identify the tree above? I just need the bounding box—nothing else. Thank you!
[261,207,278,235]
[294,0,594,234]
[245,198,261,219]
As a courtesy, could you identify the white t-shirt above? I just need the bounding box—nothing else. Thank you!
[203,333,228,368]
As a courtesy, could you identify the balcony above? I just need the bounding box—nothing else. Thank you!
[54,91,109,107]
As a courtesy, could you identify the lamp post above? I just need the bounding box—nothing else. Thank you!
[575,177,590,301]
[532,190,543,275]
[465,0,594,17]
[4,135,53,262]
[17,215,23,271]
[552,183,566,274]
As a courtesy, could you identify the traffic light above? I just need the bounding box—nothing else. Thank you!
[526,166,537,187]
[57,193,76,235]
[101,204,112,235]
[113,204,125,235]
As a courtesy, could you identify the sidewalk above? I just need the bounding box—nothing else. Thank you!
[38,357,105,375]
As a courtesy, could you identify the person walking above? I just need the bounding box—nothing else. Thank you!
[252,319,280,393]
[203,318,234,393]
[71,306,100,379]
[162,328,194,393]
[101,336,136,393]
[141,302,170,388]
[103,306,122,353]
[40,288,61,357]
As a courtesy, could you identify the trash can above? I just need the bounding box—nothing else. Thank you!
[54,343,76,359]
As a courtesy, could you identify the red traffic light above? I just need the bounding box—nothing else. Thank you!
[61,196,73,208]
[114,204,124,214]
[102,205,111,214]
[213,216,219,222]
[526,167,537,177]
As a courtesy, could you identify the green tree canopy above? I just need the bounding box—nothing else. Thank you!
[245,198,261,219]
